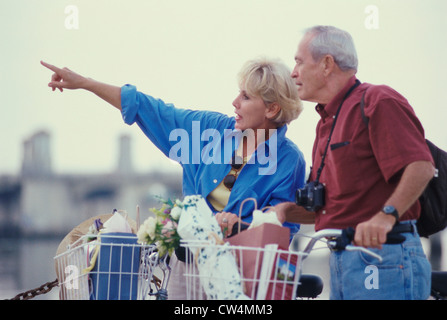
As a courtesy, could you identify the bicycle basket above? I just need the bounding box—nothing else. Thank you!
[54,233,159,300]
[182,239,304,300]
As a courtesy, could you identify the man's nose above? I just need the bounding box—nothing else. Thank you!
[291,67,298,79]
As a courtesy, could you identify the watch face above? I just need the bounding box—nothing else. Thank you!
[383,205,396,214]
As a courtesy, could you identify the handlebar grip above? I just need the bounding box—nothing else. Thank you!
[339,226,405,248]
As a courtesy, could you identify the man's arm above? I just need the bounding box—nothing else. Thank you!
[355,160,435,248]
[274,201,316,224]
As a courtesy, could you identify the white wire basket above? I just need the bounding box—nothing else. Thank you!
[54,233,164,300]
[182,239,306,300]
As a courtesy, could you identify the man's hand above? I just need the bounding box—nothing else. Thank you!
[354,211,396,249]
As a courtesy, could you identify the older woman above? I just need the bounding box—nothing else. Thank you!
[42,57,306,298]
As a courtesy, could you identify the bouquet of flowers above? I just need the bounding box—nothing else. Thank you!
[137,197,183,257]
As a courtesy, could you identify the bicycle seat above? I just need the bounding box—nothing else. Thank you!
[296,274,324,299]
[432,271,447,297]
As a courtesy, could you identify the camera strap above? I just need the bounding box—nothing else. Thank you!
[314,79,361,182]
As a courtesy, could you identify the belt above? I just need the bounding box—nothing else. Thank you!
[390,222,414,234]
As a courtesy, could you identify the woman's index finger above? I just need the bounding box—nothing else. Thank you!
[40,60,62,73]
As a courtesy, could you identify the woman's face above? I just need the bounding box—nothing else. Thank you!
[232,90,272,131]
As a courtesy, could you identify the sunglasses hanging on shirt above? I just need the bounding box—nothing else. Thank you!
[223,155,245,190]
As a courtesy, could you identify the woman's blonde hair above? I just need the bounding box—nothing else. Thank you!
[237,57,303,127]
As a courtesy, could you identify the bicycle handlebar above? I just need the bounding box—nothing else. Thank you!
[301,225,406,263]
[332,227,405,250]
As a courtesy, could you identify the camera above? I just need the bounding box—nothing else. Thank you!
[295,181,325,212]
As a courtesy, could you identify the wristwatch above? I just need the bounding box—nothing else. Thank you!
[382,205,399,224]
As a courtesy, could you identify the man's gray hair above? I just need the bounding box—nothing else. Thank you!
[305,25,358,72]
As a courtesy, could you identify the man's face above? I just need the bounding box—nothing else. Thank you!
[291,34,326,103]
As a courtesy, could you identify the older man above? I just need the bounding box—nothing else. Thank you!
[276,25,435,300]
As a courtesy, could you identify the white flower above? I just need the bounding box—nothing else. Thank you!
[170,206,182,220]
[137,216,157,244]
[137,227,147,244]
[144,216,157,239]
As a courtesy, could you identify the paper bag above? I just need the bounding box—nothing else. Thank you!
[224,198,293,299]
[226,223,290,299]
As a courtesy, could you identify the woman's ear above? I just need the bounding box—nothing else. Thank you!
[266,102,281,120]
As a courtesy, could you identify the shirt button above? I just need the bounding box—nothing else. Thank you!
[322,210,327,215]
[213,179,218,183]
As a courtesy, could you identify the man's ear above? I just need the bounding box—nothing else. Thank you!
[321,54,336,76]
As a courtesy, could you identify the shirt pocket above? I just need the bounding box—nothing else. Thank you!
[325,140,362,195]
[330,141,350,151]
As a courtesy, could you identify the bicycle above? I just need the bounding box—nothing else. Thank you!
[143,251,172,300]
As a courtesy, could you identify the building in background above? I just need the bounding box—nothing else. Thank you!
[0,131,182,237]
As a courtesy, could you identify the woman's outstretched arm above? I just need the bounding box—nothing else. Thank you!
[41,61,122,110]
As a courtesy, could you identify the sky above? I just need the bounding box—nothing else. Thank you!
[1,0,446,175]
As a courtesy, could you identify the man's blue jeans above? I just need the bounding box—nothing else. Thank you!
[329,221,431,300]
